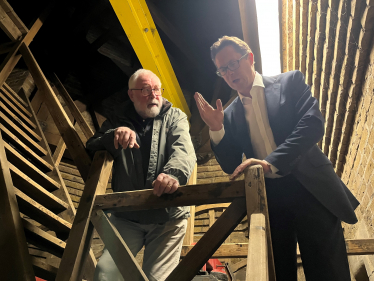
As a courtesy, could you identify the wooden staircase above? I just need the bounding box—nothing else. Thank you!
[0,1,100,280]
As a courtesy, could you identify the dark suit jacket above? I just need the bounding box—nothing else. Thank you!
[212,70,359,224]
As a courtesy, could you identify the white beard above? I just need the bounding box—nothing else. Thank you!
[134,102,161,119]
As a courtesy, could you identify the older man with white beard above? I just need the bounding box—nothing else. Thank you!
[87,69,196,281]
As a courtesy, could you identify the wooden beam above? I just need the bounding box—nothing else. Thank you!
[91,210,149,281]
[165,198,247,281]
[0,0,28,34]
[0,131,35,281]
[51,73,94,140]
[245,165,275,280]
[280,0,288,72]
[20,43,92,181]
[0,4,21,41]
[181,238,374,259]
[195,203,231,215]
[286,0,294,71]
[109,0,190,117]
[56,151,113,281]
[238,0,262,74]
[94,180,245,212]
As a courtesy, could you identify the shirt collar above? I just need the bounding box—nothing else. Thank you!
[238,72,264,103]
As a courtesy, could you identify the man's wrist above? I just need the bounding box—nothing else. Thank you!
[209,124,223,131]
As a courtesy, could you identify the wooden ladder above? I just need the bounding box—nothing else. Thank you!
[56,164,276,281]
[0,2,106,280]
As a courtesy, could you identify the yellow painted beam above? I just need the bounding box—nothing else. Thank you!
[109,0,191,117]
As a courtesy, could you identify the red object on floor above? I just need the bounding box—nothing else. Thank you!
[36,277,46,281]
[191,242,226,274]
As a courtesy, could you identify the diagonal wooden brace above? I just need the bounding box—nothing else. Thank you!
[91,210,149,281]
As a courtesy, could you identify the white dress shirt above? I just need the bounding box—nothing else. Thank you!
[210,72,281,178]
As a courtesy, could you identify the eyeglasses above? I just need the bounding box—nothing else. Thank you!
[216,53,249,77]
[131,87,165,97]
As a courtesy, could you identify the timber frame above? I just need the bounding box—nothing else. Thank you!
[59,164,277,281]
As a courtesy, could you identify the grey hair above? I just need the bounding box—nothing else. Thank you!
[128,69,161,89]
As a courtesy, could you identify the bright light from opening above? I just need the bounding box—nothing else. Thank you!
[255,0,281,76]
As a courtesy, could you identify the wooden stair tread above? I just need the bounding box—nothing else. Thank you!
[0,89,36,129]
[3,82,28,108]
[4,142,60,190]
[31,256,58,281]
[15,188,71,234]
[0,100,41,141]
[0,112,47,156]
[10,163,67,212]
[22,218,65,258]
[2,124,53,171]
[0,86,32,117]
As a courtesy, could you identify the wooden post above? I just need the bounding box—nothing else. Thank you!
[237,0,263,74]
[244,165,275,281]
[0,130,35,280]
[91,210,149,281]
[246,214,267,280]
[55,151,113,281]
[183,163,197,246]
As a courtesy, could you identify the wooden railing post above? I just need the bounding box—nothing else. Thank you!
[244,165,275,281]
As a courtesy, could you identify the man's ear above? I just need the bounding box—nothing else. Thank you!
[248,52,254,65]
[128,89,134,102]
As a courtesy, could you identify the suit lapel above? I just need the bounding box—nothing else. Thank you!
[263,76,282,145]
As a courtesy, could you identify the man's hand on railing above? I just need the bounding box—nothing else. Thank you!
[114,126,140,149]
[229,158,271,181]
[152,173,179,197]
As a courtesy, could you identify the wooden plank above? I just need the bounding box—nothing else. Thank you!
[181,243,248,259]
[10,163,67,211]
[0,0,28,34]
[22,218,66,258]
[52,74,94,140]
[94,180,245,211]
[281,0,288,72]
[91,210,149,281]
[0,4,21,40]
[0,89,36,128]
[1,86,31,116]
[0,99,41,141]
[286,0,294,70]
[246,214,267,281]
[209,209,215,227]
[15,188,72,234]
[245,165,275,281]
[195,203,231,215]
[56,151,113,281]
[31,256,58,281]
[0,107,47,157]
[165,198,247,281]
[238,0,262,73]
[3,82,28,108]
[231,258,247,273]
[53,137,66,167]
[20,43,92,181]
[1,124,53,171]
[0,40,22,87]
[0,131,35,280]
[4,141,60,190]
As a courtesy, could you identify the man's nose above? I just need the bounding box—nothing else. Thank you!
[149,90,157,98]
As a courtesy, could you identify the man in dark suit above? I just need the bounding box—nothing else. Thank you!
[194,36,359,281]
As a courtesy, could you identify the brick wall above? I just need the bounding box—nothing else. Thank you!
[339,39,374,279]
